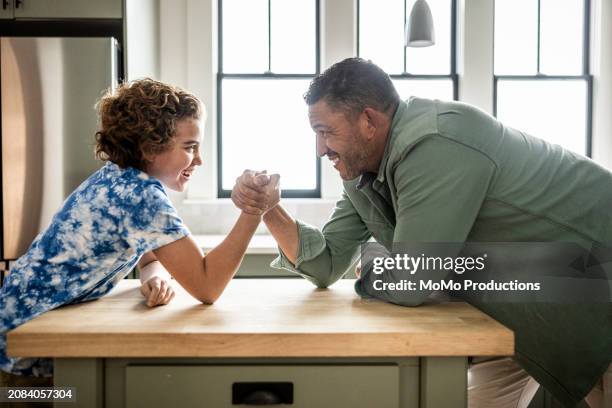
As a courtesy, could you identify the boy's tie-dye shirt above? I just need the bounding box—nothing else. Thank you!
[0,161,190,376]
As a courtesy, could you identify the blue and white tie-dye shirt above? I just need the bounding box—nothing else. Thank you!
[0,161,190,376]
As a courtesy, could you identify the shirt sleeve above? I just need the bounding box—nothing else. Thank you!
[122,182,191,254]
[356,136,496,305]
[270,191,372,288]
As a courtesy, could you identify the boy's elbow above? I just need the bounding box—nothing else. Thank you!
[195,289,221,305]
[198,296,217,305]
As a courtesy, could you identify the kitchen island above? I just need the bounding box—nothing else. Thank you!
[8,279,513,408]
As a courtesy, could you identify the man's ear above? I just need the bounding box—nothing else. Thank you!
[362,107,379,140]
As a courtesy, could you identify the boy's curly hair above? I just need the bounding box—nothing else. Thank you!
[95,78,203,170]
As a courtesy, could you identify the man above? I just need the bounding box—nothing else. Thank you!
[231,57,611,407]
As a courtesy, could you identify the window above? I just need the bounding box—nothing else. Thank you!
[218,0,320,198]
[494,0,591,156]
[358,0,457,101]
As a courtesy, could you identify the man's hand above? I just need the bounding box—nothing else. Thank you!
[355,261,362,278]
[231,170,280,215]
[140,276,175,307]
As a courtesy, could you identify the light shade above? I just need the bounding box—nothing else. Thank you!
[405,0,435,47]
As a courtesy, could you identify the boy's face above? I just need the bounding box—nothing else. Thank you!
[146,118,203,192]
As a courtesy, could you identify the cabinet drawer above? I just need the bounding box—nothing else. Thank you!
[126,365,399,408]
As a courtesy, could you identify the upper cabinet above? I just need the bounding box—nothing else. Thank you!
[0,0,15,19]
[1,0,122,19]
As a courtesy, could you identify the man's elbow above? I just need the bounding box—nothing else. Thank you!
[372,288,430,307]
[394,299,426,307]
[388,291,432,307]
[308,274,341,289]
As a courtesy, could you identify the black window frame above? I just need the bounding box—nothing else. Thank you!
[493,0,593,156]
[356,0,459,101]
[217,0,322,199]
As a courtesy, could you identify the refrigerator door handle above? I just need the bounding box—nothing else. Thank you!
[2,0,9,10]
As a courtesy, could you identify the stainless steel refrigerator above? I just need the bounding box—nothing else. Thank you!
[0,36,120,262]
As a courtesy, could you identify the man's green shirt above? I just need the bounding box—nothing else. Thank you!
[272,97,611,405]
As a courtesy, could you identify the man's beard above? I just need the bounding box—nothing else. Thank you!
[339,131,371,180]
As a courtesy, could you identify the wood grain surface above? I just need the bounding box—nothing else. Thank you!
[8,279,513,358]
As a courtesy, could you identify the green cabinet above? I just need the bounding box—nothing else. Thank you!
[125,365,401,408]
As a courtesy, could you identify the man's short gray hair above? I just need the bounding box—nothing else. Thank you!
[304,57,400,118]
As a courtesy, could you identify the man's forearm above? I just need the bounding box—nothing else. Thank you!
[263,205,299,264]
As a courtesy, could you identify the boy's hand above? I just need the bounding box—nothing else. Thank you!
[231,170,280,215]
[140,276,175,307]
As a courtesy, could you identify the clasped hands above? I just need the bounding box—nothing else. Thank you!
[231,169,281,215]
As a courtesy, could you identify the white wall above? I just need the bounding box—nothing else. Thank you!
[591,0,612,168]
[125,0,160,80]
[457,0,494,114]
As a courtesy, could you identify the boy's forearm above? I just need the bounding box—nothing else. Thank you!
[202,212,261,298]
[263,205,299,265]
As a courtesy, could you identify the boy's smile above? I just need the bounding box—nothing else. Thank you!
[146,118,204,192]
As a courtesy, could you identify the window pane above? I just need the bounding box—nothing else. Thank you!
[405,0,451,74]
[393,78,453,101]
[540,0,584,75]
[359,0,404,74]
[271,0,316,73]
[496,79,587,155]
[221,79,316,190]
[222,0,268,73]
[494,0,538,75]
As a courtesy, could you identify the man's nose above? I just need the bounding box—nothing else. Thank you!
[316,134,327,157]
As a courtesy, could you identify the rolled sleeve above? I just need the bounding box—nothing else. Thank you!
[271,193,371,288]
[271,220,327,271]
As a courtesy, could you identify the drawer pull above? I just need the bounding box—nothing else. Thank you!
[243,390,281,405]
[233,382,293,405]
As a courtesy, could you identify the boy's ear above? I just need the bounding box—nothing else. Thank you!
[142,152,155,164]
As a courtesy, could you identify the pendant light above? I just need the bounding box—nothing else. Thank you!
[405,0,435,47]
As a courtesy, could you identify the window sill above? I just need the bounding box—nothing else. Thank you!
[193,234,279,255]
[182,197,339,206]
[175,198,337,236]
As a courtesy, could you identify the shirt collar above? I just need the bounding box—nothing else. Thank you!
[366,101,408,188]
[356,100,408,189]
[356,172,377,190]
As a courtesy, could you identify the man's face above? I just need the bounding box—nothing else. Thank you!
[308,99,370,180]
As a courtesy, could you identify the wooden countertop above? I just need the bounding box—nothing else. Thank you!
[8,279,514,358]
